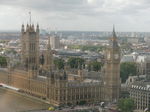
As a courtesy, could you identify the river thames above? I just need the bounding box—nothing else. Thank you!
[0,88,49,112]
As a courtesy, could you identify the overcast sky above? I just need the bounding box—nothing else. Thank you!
[0,0,150,32]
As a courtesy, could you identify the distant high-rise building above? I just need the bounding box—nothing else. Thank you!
[50,34,60,49]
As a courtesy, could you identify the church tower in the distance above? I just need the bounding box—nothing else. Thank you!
[103,26,121,102]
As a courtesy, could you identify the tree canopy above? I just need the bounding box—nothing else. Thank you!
[54,58,64,70]
[118,98,135,112]
[88,61,103,72]
[0,56,7,67]
[68,57,85,69]
[120,62,137,83]
[69,45,105,52]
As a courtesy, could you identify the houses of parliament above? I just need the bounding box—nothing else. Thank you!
[0,24,121,106]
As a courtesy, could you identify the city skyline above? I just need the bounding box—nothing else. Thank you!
[0,0,150,32]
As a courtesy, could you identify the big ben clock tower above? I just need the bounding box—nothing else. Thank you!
[103,26,121,102]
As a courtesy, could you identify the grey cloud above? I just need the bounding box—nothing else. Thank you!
[0,0,150,31]
[0,0,149,15]
[0,0,103,15]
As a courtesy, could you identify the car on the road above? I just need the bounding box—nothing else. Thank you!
[48,106,55,111]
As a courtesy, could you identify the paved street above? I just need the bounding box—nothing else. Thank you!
[0,88,49,112]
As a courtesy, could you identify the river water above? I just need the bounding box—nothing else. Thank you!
[0,88,49,112]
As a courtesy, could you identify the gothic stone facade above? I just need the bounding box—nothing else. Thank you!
[0,25,121,106]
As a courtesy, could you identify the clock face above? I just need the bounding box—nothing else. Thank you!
[104,81,106,85]
[114,54,119,59]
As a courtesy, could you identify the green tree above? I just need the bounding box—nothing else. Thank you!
[68,57,85,69]
[120,62,137,83]
[54,58,64,70]
[79,101,86,105]
[68,45,105,52]
[0,56,7,67]
[118,98,135,112]
[88,61,103,72]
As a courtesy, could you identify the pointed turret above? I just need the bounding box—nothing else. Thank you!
[26,24,29,31]
[36,24,39,33]
[21,24,24,33]
[47,36,51,50]
[31,24,35,31]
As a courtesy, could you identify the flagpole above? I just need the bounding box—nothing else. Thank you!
[29,12,31,25]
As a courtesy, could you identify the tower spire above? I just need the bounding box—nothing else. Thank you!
[108,25,119,48]
[47,35,51,50]
[112,25,117,38]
